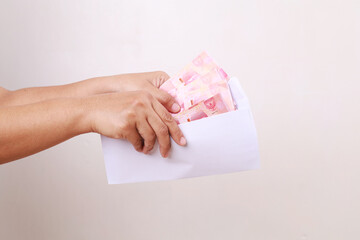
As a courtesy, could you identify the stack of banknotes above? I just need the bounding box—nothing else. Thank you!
[161,52,236,124]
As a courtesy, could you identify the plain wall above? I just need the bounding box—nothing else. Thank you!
[1,0,359,239]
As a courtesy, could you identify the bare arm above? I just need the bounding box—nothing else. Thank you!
[0,71,186,164]
[0,98,88,164]
[0,78,113,107]
[0,72,180,112]
[0,91,186,164]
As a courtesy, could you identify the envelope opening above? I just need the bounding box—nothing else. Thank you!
[101,76,260,184]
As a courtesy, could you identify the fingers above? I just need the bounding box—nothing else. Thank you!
[138,71,181,113]
[136,119,156,154]
[151,99,187,148]
[131,91,172,157]
[126,127,144,153]
[149,71,170,88]
[148,87,181,113]
[147,112,171,158]
[119,90,186,158]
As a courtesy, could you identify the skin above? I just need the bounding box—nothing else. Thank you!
[0,71,187,164]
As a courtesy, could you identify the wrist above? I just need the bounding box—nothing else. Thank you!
[67,97,94,135]
[82,75,126,95]
[68,77,111,97]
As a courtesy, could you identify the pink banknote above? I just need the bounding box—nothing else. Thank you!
[179,68,235,111]
[173,94,230,124]
[160,51,228,93]
[160,52,235,124]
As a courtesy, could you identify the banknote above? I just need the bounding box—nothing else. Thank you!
[180,68,235,111]
[164,66,233,112]
[173,93,230,124]
[160,51,224,93]
[160,52,236,123]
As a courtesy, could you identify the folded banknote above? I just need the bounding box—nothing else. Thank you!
[161,52,236,123]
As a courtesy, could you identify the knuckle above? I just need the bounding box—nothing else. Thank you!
[157,124,169,136]
[125,109,137,119]
[162,112,173,123]
[133,138,144,151]
[155,71,170,83]
[160,93,173,103]
[113,125,128,139]
[156,71,169,78]
[139,90,153,101]
[144,140,155,151]
[113,132,124,139]
[143,131,156,143]
[147,135,156,145]
[118,121,132,133]
[132,97,146,108]
[140,89,150,96]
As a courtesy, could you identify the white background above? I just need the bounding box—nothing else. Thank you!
[1,0,359,239]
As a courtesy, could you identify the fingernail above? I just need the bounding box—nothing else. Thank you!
[163,151,169,158]
[180,137,187,146]
[171,103,180,112]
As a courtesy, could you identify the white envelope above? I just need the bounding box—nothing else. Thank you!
[101,77,260,184]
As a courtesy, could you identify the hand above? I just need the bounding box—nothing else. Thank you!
[94,71,181,113]
[84,90,187,158]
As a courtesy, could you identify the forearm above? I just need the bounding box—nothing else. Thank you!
[0,98,90,164]
[0,78,115,107]
[0,72,167,107]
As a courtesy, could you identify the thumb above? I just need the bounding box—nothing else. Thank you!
[151,87,181,113]
[149,71,170,88]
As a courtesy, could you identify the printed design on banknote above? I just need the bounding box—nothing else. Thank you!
[160,52,236,124]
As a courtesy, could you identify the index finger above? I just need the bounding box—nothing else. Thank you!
[151,99,187,147]
[145,86,181,114]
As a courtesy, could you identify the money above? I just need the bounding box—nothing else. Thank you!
[180,68,234,111]
[160,52,236,124]
[165,67,231,112]
[160,51,222,93]
[173,94,230,124]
